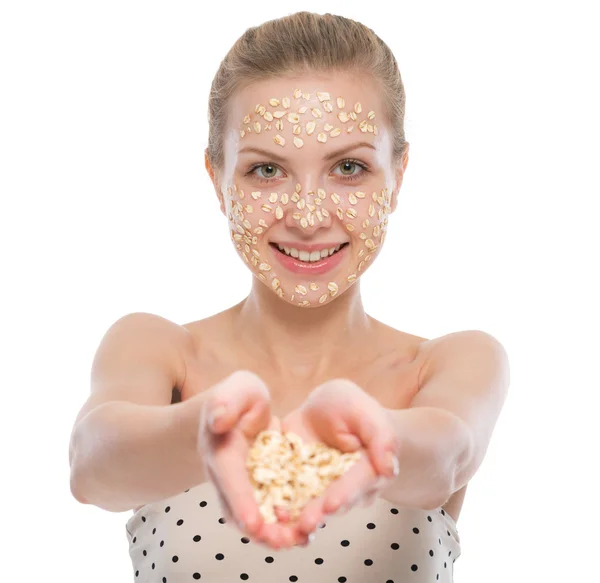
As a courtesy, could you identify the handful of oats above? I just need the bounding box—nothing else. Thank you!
[246,430,361,524]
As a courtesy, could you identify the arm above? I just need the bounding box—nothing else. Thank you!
[379,406,473,509]
[379,330,510,509]
[69,312,209,512]
[69,392,210,513]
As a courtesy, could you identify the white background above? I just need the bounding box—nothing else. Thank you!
[1,1,598,581]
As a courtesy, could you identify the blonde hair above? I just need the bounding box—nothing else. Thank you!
[206,11,409,179]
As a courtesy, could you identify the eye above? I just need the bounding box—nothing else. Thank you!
[332,159,370,181]
[247,163,283,182]
[246,159,370,184]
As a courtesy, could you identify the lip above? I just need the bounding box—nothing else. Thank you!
[270,241,349,253]
[269,243,348,275]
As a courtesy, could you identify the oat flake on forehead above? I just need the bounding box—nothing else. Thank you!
[238,88,378,141]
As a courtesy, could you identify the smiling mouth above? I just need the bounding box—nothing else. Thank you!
[269,242,349,263]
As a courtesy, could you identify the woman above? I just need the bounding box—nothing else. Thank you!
[69,11,509,583]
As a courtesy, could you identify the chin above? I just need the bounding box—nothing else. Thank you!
[251,259,372,308]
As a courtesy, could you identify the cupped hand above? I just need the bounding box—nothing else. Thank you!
[278,379,400,537]
[198,370,310,549]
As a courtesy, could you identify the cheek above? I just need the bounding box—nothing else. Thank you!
[224,184,288,236]
[223,181,392,285]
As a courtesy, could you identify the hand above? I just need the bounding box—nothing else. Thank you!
[278,379,399,537]
[198,370,311,550]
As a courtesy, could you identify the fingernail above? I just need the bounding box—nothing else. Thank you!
[209,405,227,428]
[386,452,399,476]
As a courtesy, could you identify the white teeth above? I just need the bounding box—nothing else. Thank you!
[275,243,345,262]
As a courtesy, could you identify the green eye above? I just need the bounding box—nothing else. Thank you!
[339,161,358,175]
[257,164,278,179]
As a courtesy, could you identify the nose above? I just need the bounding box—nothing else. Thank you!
[282,188,334,235]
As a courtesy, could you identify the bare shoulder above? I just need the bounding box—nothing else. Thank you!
[415,329,508,383]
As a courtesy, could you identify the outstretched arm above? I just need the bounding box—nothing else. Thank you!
[380,330,510,508]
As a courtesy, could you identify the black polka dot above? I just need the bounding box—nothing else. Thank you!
[160,540,164,547]
[184,488,190,492]
[444,562,447,568]
[427,515,433,522]
[441,509,446,516]
[265,556,274,563]
[447,530,451,536]
[200,501,207,507]
[366,522,376,529]
[135,571,139,577]
[172,556,179,563]
[391,543,399,550]
[364,559,373,566]
[141,516,146,522]
[289,576,298,582]
[340,540,350,547]
[390,508,398,514]
[165,506,171,513]
[436,575,440,580]
[163,578,167,583]
[448,550,452,556]
[318,522,326,528]
[177,519,184,526]
[338,577,347,582]
[413,527,420,534]
[241,537,250,544]
[429,549,434,557]
[152,528,156,535]
[410,564,418,571]
[132,537,136,543]
[386,580,394,583]
[193,574,201,580]
[142,550,147,557]
[438,538,442,545]
[240,574,249,580]
[151,563,155,569]
[193,535,201,542]
[315,558,323,565]
[219,517,227,524]
[216,553,224,560]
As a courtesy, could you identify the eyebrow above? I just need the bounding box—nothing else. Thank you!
[237,141,376,163]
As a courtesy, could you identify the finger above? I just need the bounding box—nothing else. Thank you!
[206,464,236,524]
[254,520,287,550]
[274,505,292,523]
[345,400,398,479]
[205,370,272,437]
[207,430,264,535]
[327,456,376,511]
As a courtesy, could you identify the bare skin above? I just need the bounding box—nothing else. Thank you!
[132,306,468,526]
[133,71,469,523]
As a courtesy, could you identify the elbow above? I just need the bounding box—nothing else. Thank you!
[70,468,89,505]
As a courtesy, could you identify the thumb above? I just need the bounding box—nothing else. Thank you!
[350,400,398,478]
[206,370,272,437]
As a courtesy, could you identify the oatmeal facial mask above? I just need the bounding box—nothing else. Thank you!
[226,87,391,307]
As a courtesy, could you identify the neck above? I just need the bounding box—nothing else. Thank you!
[232,277,374,387]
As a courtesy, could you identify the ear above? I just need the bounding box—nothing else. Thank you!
[389,144,409,214]
[205,148,226,216]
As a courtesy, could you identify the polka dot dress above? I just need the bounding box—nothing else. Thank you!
[126,481,461,582]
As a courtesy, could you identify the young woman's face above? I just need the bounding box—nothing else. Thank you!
[218,72,406,307]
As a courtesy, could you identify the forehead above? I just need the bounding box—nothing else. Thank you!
[230,72,381,120]
[226,72,385,158]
